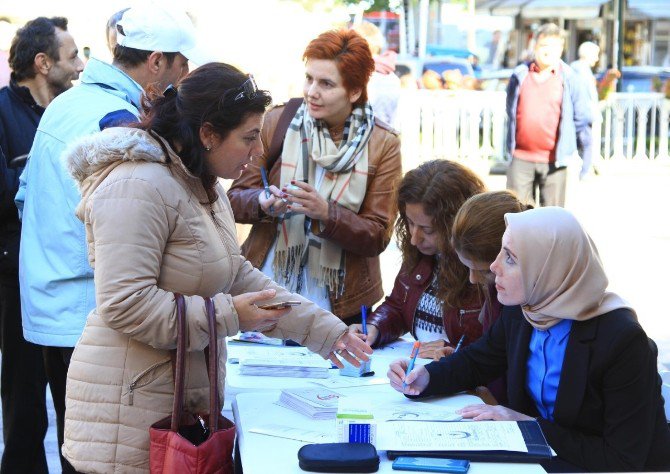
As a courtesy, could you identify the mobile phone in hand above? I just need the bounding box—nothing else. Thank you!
[391,456,470,473]
[255,301,302,310]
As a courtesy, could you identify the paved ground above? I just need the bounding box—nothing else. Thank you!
[1,159,668,472]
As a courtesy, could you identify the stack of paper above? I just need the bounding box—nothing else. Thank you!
[279,388,343,419]
[239,355,331,378]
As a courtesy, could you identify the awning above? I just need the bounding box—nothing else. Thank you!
[627,0,668,19]
[476,0,609,19]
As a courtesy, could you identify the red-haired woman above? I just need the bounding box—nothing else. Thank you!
[228,29,402,324]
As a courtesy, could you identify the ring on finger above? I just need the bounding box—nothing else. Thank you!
[335,349,344,355]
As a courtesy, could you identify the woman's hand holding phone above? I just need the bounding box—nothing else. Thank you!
[232,289,291,332]
[255,301,301,310]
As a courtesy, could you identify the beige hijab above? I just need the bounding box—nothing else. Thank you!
[505,207,635,330]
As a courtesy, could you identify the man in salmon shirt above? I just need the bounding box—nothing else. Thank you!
[505,23,591,207]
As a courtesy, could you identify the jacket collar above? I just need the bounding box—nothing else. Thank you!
[409,254,435,286]
[510,311,598,424]
[80,58,143,109]
[8,79,45,116]
[508,312,535,412]
[553,317,598,425]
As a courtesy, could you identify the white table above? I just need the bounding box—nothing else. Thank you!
[233,391,547,474]
[222,337,417,417]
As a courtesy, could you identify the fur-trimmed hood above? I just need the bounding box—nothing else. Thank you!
[66,127,166,188]
[65,127,179,221]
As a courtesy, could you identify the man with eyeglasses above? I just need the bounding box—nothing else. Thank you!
[14,6,212,472]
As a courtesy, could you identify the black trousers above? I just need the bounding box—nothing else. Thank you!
[42,346,80,474]
[0,282,49,474]
[506,158,567,207]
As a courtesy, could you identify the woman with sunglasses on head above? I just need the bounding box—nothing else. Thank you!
[389,206,670,472]
[60,63,372,473]
[228,29,402,325]
[349,160,487,361]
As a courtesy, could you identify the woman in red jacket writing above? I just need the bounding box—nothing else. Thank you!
[349,159,485,359]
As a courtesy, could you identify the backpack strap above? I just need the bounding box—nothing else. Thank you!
[266,97,303,172]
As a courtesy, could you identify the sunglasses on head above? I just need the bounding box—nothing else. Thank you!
[229,74,258,103]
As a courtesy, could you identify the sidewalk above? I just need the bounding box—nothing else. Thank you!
[1,160,668,472]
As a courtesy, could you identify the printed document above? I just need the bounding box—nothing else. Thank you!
[377,420,528,452]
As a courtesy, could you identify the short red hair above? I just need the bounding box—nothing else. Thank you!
[303,29,375,108]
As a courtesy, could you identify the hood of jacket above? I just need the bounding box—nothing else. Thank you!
[80,57,143,109]
[65,127,169,221]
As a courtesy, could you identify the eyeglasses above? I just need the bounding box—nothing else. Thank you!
[229,75,258,103]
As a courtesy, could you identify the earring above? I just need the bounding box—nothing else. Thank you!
[205,145,211,151]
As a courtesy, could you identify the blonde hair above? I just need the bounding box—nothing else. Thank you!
[352,21,384,55]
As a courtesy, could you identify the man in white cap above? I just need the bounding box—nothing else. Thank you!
[14,5,211,472]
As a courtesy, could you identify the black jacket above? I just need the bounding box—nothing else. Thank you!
[0,80,44,280]
[420,305,670,472]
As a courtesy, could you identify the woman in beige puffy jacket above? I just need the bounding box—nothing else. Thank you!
[61,63,372,473]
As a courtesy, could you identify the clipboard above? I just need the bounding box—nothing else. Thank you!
[386,420,553,464]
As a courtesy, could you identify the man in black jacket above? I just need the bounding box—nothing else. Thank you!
[0,16,83,473]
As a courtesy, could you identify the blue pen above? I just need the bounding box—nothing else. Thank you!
[361,305,368,336]
[454,334,466,352]
[402,341,421,389]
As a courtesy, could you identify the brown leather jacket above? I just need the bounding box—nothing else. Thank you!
[227,103,402,319]
[368,255,484,348]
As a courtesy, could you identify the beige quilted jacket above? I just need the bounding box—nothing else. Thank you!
[62,127,347,473]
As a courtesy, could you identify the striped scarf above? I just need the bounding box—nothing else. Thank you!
[272,101,374,296]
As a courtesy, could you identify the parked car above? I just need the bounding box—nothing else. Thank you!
[395,55,475,89]
[605,66,670,94]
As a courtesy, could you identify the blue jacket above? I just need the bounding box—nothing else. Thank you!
[0,81,44,281]
[505,61,592,168]
[15,58,141,346]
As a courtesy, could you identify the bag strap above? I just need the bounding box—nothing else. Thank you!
[265,97,303,173]
[169,294,219,432]
[204,297,219,431]
[170,293,187,432]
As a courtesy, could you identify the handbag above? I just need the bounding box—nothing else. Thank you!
[149,294,235,474]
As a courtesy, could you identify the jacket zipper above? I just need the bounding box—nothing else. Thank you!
[209,205,229,245]
[128,359,171,406]
[458,308,480,327]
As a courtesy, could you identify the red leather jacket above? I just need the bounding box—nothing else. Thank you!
[367,255,484,348]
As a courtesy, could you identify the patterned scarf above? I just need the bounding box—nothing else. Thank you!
[272,101,374,296]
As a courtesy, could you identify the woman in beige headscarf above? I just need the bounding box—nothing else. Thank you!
[388,207,670,472]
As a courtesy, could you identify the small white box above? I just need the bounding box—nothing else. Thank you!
[336,399,377,445]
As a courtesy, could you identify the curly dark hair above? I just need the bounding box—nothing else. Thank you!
[9,16,68,82]
[136,62,272,202]
[396,159,486,308]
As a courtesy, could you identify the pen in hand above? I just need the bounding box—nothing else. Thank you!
[402,341,421,389]
[361,305,368,336]
[260,167,274,213]
[454,334,466,353]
